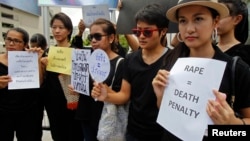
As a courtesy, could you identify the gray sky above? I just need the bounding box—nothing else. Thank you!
[61,7,82,26]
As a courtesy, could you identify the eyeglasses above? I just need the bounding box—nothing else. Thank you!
[132,28,160,38]
[87,33,107,41]
[5,37,23,45]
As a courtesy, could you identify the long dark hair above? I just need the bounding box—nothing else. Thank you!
[6,27,29,45]
[89,18,116,52]
[30,33,47,50]
[219,0,248,44]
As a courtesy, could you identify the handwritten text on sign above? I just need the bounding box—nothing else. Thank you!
[82,4,110,27]
[8,51,39,89]
[46,46,73,75]
[88,49,110,83]
[71,49,91,96]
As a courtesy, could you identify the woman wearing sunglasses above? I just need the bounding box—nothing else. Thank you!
[152,0,250,140]
[91,3,171,141]
[69,18,125,141]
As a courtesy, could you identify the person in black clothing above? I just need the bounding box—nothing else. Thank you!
[217,0,250,66]
[91,3,171,141]
[42,12,84,141]
[68,18,124,141]
[0,27,44,141]
[152,0,250,140]
[30,33,48,141]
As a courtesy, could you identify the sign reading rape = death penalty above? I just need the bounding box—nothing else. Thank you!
[71,49,91,96]
[157,58,226,141]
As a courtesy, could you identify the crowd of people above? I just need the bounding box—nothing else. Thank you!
[0,0,250,141]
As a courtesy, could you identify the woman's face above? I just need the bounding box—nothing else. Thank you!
[89,24,113,51]
[217,15,241,36]
[135,21,162,49]
[51,19,70,43]
[178,5,218,49]
[4,30,27,51]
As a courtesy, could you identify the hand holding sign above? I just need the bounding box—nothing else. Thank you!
[88,49,110,101]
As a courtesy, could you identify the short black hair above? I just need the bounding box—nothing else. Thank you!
[135,3,169,29]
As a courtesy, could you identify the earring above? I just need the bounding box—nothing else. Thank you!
[177,32,183,42]
[212,28,218,41]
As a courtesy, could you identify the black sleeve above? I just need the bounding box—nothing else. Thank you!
[71,35,84,49]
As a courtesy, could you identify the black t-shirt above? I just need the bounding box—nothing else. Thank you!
[224,43,250,67]
[124,47,171,141]
[0,63,39,113]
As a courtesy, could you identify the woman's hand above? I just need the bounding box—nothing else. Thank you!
[0,75,12,89]
[206,89,238,124]
[91,82,109,101]
[152,69,170,107]
[26,47,44,59]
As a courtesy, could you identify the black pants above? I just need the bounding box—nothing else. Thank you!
[45,106,83,141]
[0,106,40,141]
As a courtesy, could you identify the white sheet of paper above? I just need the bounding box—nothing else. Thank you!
[157,57,226,141]
[71,49,91,96]
[82,4,110,27]
[8,51,39,89]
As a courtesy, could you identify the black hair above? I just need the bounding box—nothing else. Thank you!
[50,12,73,41]
[30,33,47,50]
[218,0,248,44]
[5,27,29,45]
[134,3,169,45]
[89,18,116,51]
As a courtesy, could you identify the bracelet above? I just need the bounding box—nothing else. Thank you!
[240,118,246,125]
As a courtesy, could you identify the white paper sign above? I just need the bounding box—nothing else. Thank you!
[88,49,110,83]
[8,51,39,89]
[157,57,226,141]
[82,4,110,27]
[71,49,91,96]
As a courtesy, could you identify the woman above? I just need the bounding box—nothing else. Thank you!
[91,3,170,141]
[217,0,250,66]
[71,18,124,141]
[0,27,44,141]
[152,0,250,140]
[30,33,48,141]
[42,12,83,141]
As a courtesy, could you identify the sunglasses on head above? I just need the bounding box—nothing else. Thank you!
[87,33,107,41]
[132,28,160,38]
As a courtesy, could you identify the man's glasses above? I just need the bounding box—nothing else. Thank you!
[87,33,107,41]
[132,28,160,38]
[4,37,23,45]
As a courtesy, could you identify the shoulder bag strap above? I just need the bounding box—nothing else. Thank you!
[110,57,124,87]
[230,56,240,108]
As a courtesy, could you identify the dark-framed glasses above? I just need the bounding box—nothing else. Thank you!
[87,33,107,41]
[132,28,160,38]
[4,37,23,45]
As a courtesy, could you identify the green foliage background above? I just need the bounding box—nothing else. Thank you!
[82,35,129,52]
